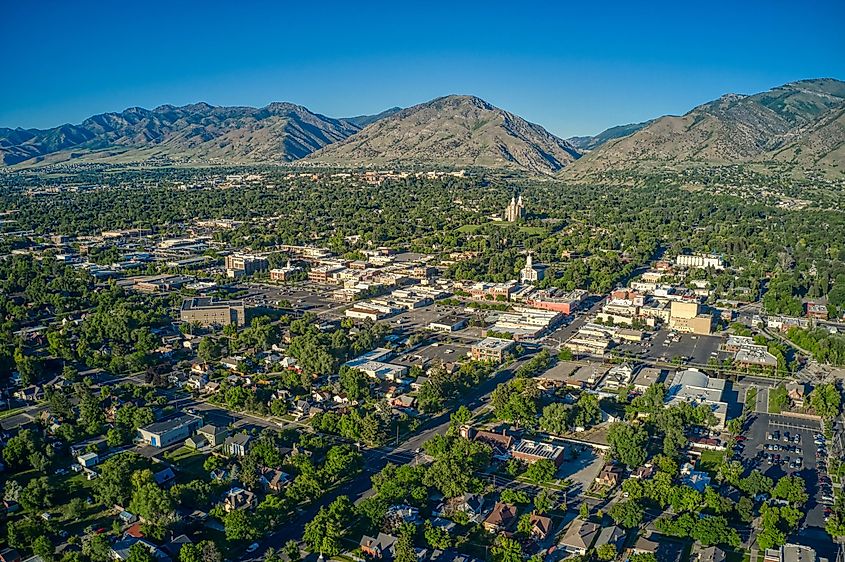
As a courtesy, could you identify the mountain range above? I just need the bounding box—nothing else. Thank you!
[2,78,843,177]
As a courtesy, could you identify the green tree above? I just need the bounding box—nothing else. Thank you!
[772,475,809,506]
[491,536,522,562]
[607,422,647,468]
[224,509,261,542]
[524,459,556,484]
[739,470,773,497]
[596,544,617,562]
[608,500,644,528]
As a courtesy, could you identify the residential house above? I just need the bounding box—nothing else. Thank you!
[259,468,290,493]
[153,467,176,487]
[482,502,518,534]
[77,452,99,468]
[595,464,624,488]
[221,487,257,512]
[559,519,599,555]
[692,544,727,562]
[680,462,712,493]
[447,493,486,523]
[785,382,809,408]
[595,526,626,554]
[528,513,553,541]
[0,549,21,562]
[197,424,228,447]
[223,434,251,457]
[360,533,398,559]
[110,538,170,561]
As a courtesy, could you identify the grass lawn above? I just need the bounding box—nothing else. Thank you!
[768,386,788,414]
[166,446,208,480]
[698,449,726,473]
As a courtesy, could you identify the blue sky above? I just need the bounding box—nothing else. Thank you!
[2,0,844,137]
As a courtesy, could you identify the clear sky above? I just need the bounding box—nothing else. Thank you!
[2,0,844,137]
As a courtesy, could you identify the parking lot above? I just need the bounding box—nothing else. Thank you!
[736,411,830,530]
[614,328,730,365]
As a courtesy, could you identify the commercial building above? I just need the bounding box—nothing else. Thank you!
[308,264,345,284]
[520,288,586,315]
[225,253,268,278]
[534,361,612,390]
[489,307,562,339]
[138,415,202,448]
[674,254,724,270]
[269,261,302,281]
[180,297,246,327]
[344,348,408,382]
[428,315,469,333]
[470,337,516,364]
[806,302,829,320]
[466,281,517,301]
[511,439,566,466]
[665,369,727,428]
[669,300,712,335]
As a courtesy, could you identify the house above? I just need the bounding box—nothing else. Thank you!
[118,510,138,525]
[110,538,170,561]
[203,381,220,394]
[391,394,417,409]
[559,519,598,555]
[224,433,252,457]
[460,426,513,458]
[163,534,193,559]
[0,549,21,562]
[360,533,398,558]
[197,424,228,447]
[785,382,809,408]
[632,534,660,556]
[632,464,655,479]
[186,374,208,391]
[13,385,43,402]
[595,464,624,488]
[595,525,626,554]
[138,415,202,448]
[482,502,518,534]
[153,467,176,487]
[221,487,257,512]
[77,452,99,468]
[386,504,421,527]
[528,513,553,541]
[259,468,290,493]
[449,493,486,523]
[692,544,727,562]
[681,462,711,493]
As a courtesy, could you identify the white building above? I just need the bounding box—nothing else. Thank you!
[675,254,724,270]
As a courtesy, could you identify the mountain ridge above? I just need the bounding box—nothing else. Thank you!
[566,77,845,178]
[306,94,581,175]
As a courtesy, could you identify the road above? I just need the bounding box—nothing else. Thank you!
[247,353,535,559]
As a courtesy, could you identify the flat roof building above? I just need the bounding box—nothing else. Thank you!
[470,337,516,364]
[511,439,566,466]
[665,368,727,428]
[180,297,246,327]
[138,415,202,448]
